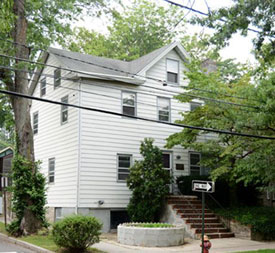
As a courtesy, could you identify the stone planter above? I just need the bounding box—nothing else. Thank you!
[117,223,184,247]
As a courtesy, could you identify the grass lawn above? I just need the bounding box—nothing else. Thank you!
[0,222,105,252]
[237,250,275,253]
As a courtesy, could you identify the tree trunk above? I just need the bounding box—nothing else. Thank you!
[8,0,42,234]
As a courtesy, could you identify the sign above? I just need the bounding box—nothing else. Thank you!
[192,180,215,193]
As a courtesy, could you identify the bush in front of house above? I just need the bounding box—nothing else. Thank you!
[52,215,102,252]
[214,206,275,241]
[127,138,172,222]
[176,175,260,207]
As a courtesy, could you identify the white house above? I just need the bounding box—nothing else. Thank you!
[30,41,209,231]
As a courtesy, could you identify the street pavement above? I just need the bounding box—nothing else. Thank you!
[94,237,275,253]
[0,239,35,253]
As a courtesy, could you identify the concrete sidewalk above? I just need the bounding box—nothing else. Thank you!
[95,237,275,253]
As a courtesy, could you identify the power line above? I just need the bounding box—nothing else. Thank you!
[0,88,274,140]
[0,37,266,106]
[1,64,265,117]
[162,0,268,36]
[0,53,262,110]
[0,37,264,104]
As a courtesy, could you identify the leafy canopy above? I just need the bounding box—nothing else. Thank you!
[166,59,275,190]
[65,0,184,60]
[191,0,275,67]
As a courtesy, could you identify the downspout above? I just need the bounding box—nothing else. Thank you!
[76,79,82,214]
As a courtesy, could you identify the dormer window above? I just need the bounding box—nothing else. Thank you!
[166,59,179,84]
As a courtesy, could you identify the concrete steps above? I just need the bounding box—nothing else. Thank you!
[167,195,235,239]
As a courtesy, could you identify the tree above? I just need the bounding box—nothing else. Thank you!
[127,138,171,222]
[0,0,106,234]
[166,60,275,191]
[191,0,274,68]
[65,0,184,60]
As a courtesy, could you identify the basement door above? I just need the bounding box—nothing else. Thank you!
[162,152,173,193]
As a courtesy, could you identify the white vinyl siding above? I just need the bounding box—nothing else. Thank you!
[117,154,132,181]
[33,111,39,134]
[40,78,46,97]
[31,54,79,208]
[48,158,55,183]
[158,97,170,122]
[122,91,136,116]
[166,58,179,84]
[61,95,69,124]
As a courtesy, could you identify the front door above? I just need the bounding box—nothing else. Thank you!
[162,152,173,193]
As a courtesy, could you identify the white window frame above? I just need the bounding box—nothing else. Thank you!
[157,97,170,122]
[117,154,132,182]
[61,95,68,124]
[189,152,201,175]
[166,58,179,85]
[33,111,39,135]
[40,77,46,97]
[122,91,136,117]
[48,158,55,184]
[54,68,61,89]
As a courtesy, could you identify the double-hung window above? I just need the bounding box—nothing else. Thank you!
[54,68,61,88]
[166,59,179,84]
[190,102,201,111]
[158,97,170,122]
[117,154,132,181]
[122,91,136,116]
[48,158,55,183]
[33,111,39,134]
[40,78,46,97]
[61,95,68,124]
[189,152,201,175]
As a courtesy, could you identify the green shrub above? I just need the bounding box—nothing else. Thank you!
[52,215,102,252]
[214,206,275,240]
[125,223,174,228]
[177,175,260,207]
[7,155,48,236]
[127,138,171,222]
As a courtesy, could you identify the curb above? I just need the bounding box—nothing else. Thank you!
[0,233,53,253]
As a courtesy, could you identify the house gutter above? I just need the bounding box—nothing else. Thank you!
[76,79,82,214]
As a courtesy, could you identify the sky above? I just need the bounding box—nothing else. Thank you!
[75,0,257,64]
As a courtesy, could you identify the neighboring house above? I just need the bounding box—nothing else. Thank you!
[29,41,210,232]
[0,147,13,190]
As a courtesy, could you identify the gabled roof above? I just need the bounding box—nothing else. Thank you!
[0,147,13,158]
[30,41,189,94]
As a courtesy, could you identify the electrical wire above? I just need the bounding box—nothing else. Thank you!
[162,0,273,36]
[1,88,274,140]
[0,53,262,110]
[1,64,266,117]
[0,37,265,105]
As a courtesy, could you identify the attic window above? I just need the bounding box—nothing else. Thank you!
[166,59,179,84]
[40,78,46,97]
[54,68,61,88]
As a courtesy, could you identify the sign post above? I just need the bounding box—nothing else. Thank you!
[192,180,215,253]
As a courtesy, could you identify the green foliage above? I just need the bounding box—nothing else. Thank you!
[127,138,171,222]
[65,0,184,60]
[167,57,275,191]
[6,155,48,236]
[177,175,260,207]
[214,206,275,240]
[125,223,174,228]
[52,215,102,252]
[191,0,274,69]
